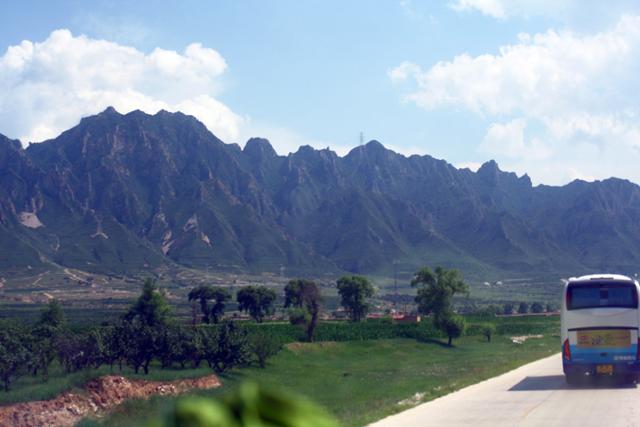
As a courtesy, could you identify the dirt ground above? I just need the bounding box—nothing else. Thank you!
[0,374,221,427]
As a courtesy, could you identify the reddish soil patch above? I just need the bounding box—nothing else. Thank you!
[0,374,221,427]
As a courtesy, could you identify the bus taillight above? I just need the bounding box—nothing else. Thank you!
[563,339,571,361]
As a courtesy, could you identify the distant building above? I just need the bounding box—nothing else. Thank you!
[392,313,421,323]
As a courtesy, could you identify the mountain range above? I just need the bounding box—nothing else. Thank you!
[2,107,640,280]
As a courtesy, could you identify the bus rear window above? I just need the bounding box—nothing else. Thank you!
[567,281,638,310]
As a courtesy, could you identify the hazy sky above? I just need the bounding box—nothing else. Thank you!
[2,0,640,185]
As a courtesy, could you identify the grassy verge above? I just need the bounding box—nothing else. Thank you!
[89,334,559,427]
[0,362,213,406]
[0,316,559,407]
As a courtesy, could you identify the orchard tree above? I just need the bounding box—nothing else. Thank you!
[336,276,374,322]
[284,279,322,341]
[531,302,544,314]
[56,333,85,373]
[120,320,160,374]
[249,334,281,369]
[203,322,250,372]
[125,278,171,327]
[484,305,502,317]
[503,303,514,315]
[188,286,231,324]
[104,326,127,372]
[0,325,29,391]
[120,278,172,374]
[29,325,58,381]
[188,329,207,369]
[84,328,107,369]
[167,327,196,369]
[236,286,276,323]
[29,299,67,381]
[38,299,66,329]
[518,302,529,314]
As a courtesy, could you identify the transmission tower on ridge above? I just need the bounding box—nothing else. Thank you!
[393,259,399,309]
[359,131,364,146]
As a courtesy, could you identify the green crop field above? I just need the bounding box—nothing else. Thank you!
[83,331,559,427]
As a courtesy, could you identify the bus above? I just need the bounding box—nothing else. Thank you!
[561,274,640,384]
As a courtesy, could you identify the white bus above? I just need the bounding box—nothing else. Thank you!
[561,274,640,384]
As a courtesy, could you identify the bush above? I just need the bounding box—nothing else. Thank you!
[481,323,496,342]
[0,325,29,391]
[517,302,529,314]
[203,322,250,373]
[530,302,544,314]
[249,334,281,368]
[441,316,466,346]
[156,381,338,427]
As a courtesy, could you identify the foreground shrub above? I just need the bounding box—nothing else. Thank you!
[155,381,338,427]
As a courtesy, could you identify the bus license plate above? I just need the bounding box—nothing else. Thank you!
[577,329,630,348]
[596,364,613,375]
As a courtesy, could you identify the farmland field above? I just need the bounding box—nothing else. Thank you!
[83,330,559,427]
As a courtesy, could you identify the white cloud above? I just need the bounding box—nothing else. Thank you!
[448,0,576,20]
[390,15,640,184]
[450,0,507,19]
[480,119,551,160]
[448,1,640,33]
[388,61,422,83]
[0,29,243,143]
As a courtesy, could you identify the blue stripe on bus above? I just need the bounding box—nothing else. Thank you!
[569,344,637,363]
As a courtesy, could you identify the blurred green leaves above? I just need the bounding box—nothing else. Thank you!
[155,382,339,427]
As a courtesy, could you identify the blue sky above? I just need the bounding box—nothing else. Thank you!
[2,1,640,185]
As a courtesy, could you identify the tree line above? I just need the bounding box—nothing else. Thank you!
[0,275,377,391]
[0,281,268,391]
[478,302,557,316]
[0,265,488,391]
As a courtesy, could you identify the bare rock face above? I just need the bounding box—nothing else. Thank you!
[3,107,640,277]
[0,374,221,427]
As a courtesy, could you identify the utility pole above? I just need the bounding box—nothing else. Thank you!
[393,260,399,312]
[393,260,398,301]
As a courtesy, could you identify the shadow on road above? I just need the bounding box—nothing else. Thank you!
[509,375,637,391]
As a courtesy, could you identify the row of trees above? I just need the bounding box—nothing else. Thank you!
[0,266,509,390]
[499,302,555,315]
[188,275,376,329]
[0,281,278,391]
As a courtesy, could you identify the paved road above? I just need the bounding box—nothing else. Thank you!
[369,354,640,427]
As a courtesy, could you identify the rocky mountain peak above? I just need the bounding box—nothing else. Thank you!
[243,138,278,161]
[101,106,120,115]
[0,134,22,152]
[477,159,500,174]
[2,109,640,278]
[363,139,385,151]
